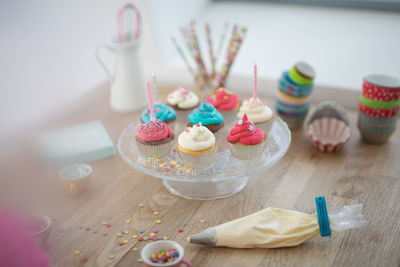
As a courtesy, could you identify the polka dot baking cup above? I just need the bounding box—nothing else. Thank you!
[358,101,400,118]
[362,82,400,102]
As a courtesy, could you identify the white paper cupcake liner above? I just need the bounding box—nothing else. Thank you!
[136,139,174,159]
[228,141,266,160]
[177,146,217,169]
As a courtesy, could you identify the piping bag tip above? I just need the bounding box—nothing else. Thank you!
[188,227,217,246]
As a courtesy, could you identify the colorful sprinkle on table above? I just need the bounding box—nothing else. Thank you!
[125,219,131,223]
[132,247,138,252]
[153,211,159,215]
[118,241,124,246]
[150,233,155,237]
[132,235,138,239]
[120,231,125,234]
[117,233,123,238]
[139,229,144,233]
[158,237,163,240]
[106,223,112,228]
[123,240,128,244]
[152,237,158,241]
[153,229,158,233]
[139,204,145,208]
[74,251,80,255]
[102,232,108,237]
[92,230,97,233]
[178,229,184,233]
[184,222,188,227]
[109,255,116,260]
[143,236,149,241]
[85,227,91,231]
[138,258,143,263]
[124,231,129,234]
[163,236,168,240]
[78,225,84,229]
[138,237,143,241]
[156,220,161,224]
[200,219,206,223]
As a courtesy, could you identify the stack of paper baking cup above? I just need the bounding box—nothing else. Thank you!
[275,62,315,129]
[357,74,400,144]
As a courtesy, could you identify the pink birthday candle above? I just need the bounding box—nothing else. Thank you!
[254,63,257,99]
[146,80,156,121]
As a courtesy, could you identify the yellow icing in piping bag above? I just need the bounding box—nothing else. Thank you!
[189,197,365,249]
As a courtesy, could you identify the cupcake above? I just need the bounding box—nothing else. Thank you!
[237,97,274,134]
[141,103,176,124]
[136,120,174,159]
[227,114,266,160]
[208,88,240,121]
[177,123,217,168]
[167,87,199,110]
[188,102,224,133]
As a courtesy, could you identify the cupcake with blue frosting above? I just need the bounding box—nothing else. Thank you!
[187,102,224,133]
[141,103,176,124]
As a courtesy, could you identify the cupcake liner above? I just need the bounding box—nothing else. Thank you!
[358,111,398,127]
[278,80,312,97]
[307,101,349,126]
[307,117,350,153]
[359,131,393,144]
[357,118,396,135]
[275,98,311,114]
[135,139,174,159]
[280,72,314,94]
[177,146,217,169]
[228,141,266,160]
[358,101,400,118]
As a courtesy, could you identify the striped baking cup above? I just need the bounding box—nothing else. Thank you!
[275,98,310,115]
[358,101,400,118]
[307,117,350,153]
[362,75,400,101]
[276,90,311,105]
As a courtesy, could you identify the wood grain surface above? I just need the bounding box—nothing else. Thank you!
[3,84,399,267]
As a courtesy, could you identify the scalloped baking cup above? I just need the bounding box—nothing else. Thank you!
[278,80,312,97]
[280,72,314,92]
[307,101,349,126]
[307,118,350,153]
[136,139,174,159]
[177,145,217,169]
[228,140,266,160]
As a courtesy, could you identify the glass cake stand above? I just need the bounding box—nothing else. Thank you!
[118,114,291,200]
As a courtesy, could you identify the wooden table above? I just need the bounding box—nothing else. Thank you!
[6,84,400,267]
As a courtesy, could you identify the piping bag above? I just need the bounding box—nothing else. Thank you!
[189,197,365,248]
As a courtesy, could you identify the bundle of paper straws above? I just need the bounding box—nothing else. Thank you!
[172,21,247,92]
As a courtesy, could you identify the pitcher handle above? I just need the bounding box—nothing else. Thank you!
[95,44,115,81]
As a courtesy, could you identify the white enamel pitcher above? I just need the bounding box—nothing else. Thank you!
[95,38,146,113]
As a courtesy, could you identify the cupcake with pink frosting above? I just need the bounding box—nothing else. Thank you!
[227,114,266,160]
[136,119,174,159]
[208,88,240,121]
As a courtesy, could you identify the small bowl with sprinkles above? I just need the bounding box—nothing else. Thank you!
[141,240,192,267]
[59,163,92,195]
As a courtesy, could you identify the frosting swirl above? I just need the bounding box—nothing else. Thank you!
[178,123,215,151]
[137,120,172,141]
[208,88,239,111]
[167,87,199,109]
[237,97,273,123]
[188,102,223,126]
[227,114,265,145]
[141,103,176,123]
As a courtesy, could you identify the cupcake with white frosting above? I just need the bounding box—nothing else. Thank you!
[237,97,274,134]
[167,87,199,110]
[177,123,217,168]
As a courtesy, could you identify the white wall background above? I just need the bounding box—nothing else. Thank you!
[1,0,399,140]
